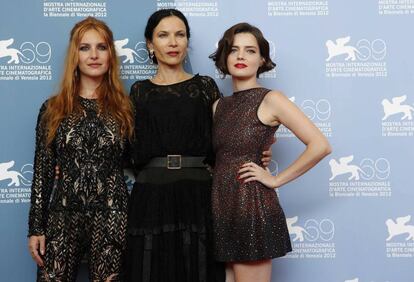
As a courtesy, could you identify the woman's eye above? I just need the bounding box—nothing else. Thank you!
[98,45,107,51]
[79,46,89,51]
[247,49,256,54]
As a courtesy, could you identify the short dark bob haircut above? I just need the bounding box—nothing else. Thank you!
[209,22,275,78]
[144,9,191,64]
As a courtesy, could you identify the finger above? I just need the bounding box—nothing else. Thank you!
[262,150,272,157]
[261,156,271,163]
[238,167,254,173]
[248,162,260,168]
[243,177,257,183]
[238,172,256,179]
[31,249,44,267]
[262,161,270,167]
[39,237,45,256]
[240,162,255,168]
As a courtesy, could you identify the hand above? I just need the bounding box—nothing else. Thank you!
[238,162,278,189]
[55,165,60,180]
[261,137,276,167]
[28,235,45,266]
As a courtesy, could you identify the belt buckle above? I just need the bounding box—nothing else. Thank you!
[167,155,182,169]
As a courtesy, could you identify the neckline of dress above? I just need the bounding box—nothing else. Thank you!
[79,95,98,101]
[147,73,199,87]
[233,87,264,95]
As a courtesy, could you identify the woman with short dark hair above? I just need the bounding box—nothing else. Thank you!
[210,22,332,282]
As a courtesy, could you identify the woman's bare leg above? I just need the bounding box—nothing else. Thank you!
[225,263,235,282]
[232,259,272,282]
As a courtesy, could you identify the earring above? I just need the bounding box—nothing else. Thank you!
[149,49,155,60]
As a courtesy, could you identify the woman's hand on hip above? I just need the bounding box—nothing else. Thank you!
[238,162,278,189]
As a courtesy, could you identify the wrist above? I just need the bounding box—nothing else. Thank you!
[272,176,282,189]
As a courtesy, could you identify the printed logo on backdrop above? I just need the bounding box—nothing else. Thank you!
[123,169,135,193]
[157,0,219,17]
[379,0,414,15]
[284,216,336,259]
[328,155,392,198]
[381,95,414,137]
[43,0,107,18]
[276,97,333,138]
[268,0,329,16]
[325,36,387,78]
[0,38,52,81]
[115,39,157,81]
[385,215,414,258]
[0,161,32,204]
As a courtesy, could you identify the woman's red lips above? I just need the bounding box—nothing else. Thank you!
[234,63,247,69]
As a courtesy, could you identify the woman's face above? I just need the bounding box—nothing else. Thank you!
[77,29,110,81]
[226,32,263,79]
[148,16,188,67]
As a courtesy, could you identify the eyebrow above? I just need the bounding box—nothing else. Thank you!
[79,42,107,45]
[157,29,186,34]
[231,45,258,49]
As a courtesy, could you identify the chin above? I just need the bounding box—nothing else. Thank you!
[82,73,106,80]
[230,72,255,80]
[164,60,184,67]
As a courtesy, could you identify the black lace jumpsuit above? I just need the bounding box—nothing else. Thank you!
[28,97,128,281]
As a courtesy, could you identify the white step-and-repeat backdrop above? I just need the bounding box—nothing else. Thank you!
[0,0,413,281]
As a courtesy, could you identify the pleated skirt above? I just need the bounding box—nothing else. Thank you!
[124,167,225,282]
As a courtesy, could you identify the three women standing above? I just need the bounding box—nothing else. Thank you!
[27,10,329,282]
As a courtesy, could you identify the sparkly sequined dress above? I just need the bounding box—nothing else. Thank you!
[212,87,292,262]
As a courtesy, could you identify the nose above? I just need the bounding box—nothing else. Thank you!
[169,35,178,47]
[90,47,98,59]
[237,50,245,60]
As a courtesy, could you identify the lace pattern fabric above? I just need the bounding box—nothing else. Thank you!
[28,97,128,281]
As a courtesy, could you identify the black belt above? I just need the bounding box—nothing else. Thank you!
[144,155,207,169]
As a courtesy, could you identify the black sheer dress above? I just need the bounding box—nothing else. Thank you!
[28,97,128,282]
[125,74,225,282]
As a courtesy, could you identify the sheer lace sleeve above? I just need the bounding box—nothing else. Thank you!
[204,75,223,103]
[129,81,143,169]
[28,102,56,236]
[201,76,222,167]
